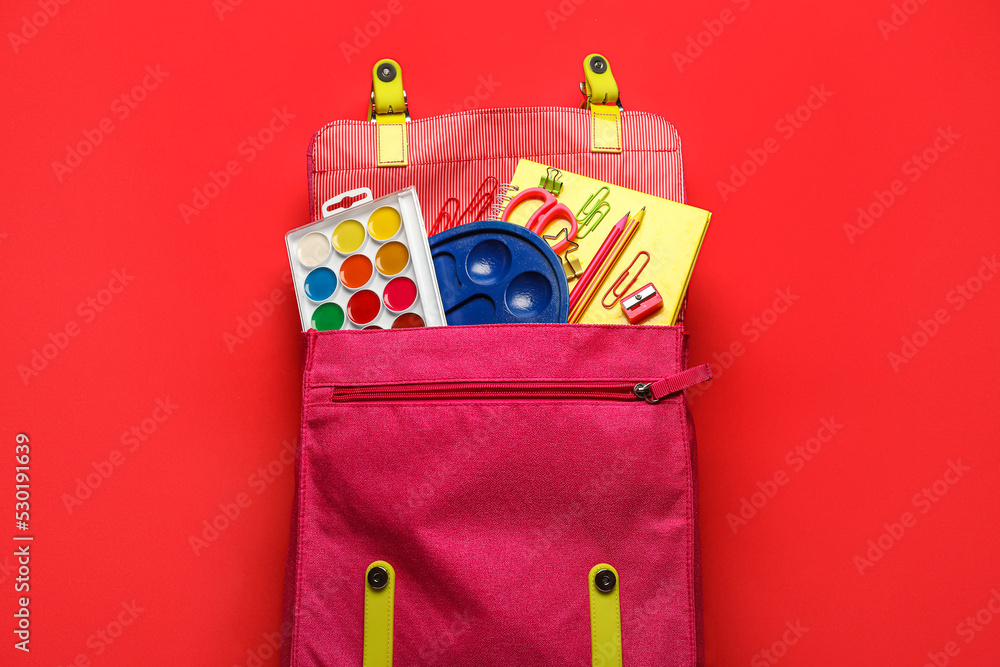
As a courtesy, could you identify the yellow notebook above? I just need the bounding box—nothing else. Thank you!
[501,160,711,325]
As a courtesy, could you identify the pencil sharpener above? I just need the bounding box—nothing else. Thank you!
[621,283,663,324]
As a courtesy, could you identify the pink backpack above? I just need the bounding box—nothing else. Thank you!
[282,54,711,667]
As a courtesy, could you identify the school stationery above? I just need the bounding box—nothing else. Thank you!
[621,283,663,324]
[539,166,564,195]
[432,176,499,235]
[500,186,578,255]
[601,250,650,308]
[568,208,644,323]
[503,159,711,326]
[544,228,584,281]
[576,185,611,239]
[284,53,711,667]
[567,210,629,315]
[285,187,445,331]
[428,220,569,325]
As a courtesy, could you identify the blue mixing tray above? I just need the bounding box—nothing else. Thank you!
[428,220,570,325]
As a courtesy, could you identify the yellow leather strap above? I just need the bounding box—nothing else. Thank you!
[582,54,623,153]
[589,564,623,667]
[370,59,408,167]
[363,561,395,667]
[375,113,407,167]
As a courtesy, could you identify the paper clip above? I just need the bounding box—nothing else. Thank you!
[455,176,499,227]
[539,166,564,196]
[601,251,649,308]
[576,186,610,239]
[432,198,460,236]
[432,177,499,236]
[543,228,583,281]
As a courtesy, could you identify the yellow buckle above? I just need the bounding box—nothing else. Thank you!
[581,54,623,153]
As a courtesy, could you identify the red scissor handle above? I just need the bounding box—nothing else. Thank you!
[501,187,579,255]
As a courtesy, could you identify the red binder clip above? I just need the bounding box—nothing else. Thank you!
[620,283,663,324]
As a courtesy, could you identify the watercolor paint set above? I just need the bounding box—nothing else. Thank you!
[285,187,446,331]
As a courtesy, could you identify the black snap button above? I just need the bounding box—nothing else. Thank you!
[367,566,389,590]
[589,56,608,74]
[377,63,396,83]
[594,568,616,593]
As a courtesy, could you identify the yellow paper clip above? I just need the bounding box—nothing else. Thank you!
[576,186,611,239]
[601,251,650,308]
[539,166,564,196]
[544,228,582,281]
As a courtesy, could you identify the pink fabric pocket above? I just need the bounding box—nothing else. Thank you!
[282,323,708,666]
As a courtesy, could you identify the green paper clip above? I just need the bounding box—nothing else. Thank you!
[539,166,564,196]
[576,186,610,239]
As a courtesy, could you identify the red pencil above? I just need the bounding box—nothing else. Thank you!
[569,211,630,312]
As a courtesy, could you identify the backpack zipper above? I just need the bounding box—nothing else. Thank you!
[330,379,671,404]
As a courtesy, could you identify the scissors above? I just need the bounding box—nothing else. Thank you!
[500,186,579,255]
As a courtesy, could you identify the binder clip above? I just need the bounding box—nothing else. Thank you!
[539,166,564,196]
[562,254,583,281]
[543,228,583,281]
[576,186,611,239]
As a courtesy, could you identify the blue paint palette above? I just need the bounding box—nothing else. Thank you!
[429,220,569,325]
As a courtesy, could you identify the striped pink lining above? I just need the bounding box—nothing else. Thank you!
[307,106,687,226]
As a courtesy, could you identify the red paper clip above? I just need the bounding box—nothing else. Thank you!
[601,251,650,309]
[432,177,499,236]
[455,176,499,227]
[432,198,460,236]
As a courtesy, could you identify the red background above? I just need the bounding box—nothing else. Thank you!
[2,0,999,665]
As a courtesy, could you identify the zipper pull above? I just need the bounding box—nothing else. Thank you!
[633,364,714,403]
